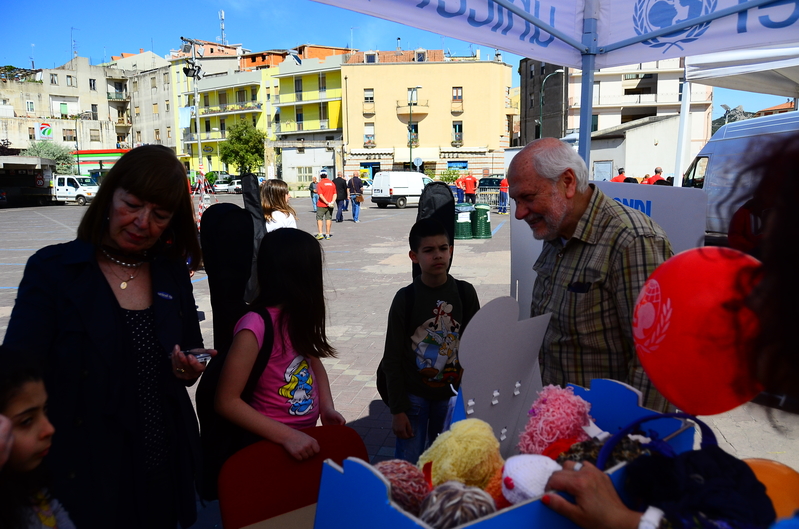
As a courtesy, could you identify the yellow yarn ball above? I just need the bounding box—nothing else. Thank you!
[417,419,503,489]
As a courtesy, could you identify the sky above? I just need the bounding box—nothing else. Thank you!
[3,0,788,119]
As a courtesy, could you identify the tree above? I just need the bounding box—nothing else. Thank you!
[22,141,77,174]
[218,121,265,175]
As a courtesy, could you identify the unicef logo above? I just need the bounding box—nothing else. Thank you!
[634,0,717,52]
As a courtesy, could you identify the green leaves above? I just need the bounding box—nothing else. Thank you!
[218,121,265,175]
[22,141,78,174]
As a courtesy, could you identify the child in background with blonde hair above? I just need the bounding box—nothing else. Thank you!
[260,179,297,232]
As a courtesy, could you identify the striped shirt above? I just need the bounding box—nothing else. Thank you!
[531,185,673,412]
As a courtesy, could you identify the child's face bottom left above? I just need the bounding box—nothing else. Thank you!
[4,380,55,472]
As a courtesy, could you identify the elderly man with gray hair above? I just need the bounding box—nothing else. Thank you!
[508,138,673,412]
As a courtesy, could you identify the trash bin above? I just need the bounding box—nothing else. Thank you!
[471,203,492,239]
[454,204,475,240]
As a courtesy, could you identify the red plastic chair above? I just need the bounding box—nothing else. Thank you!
[218,425,369,529]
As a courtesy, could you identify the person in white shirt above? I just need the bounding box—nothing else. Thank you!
[260,179,297,232]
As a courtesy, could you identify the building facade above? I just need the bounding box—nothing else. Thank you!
[518,59,568,145]
[342,49,516,179]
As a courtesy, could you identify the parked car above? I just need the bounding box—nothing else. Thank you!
[231,179,242,193]
[213,181,232,193]
[478,176,503,189]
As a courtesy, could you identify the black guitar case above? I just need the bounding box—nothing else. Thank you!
[412,181,456,278]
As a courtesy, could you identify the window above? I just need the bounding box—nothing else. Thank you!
[297,166,312,182]
[218,93,227,105]
[364,52,377,64]
[90,129,100,142]
[408,123,419,145]
[204,119,211,133]
[63,129,76,141]
[408,88,419,105]
[364,122,375,145]
[152,103,159,115]
[132,80,138,91]
[364,88,374,103]
[26,101,34,112]
[167,126,171,139]
[415,49,427,62]
[28,127,35,140]
[150,76,157,88]
[50,74,58,85]
[155,129,161,142]
[319,103,328,121]
[91,104,98,120]
[165,100,170,112]
[591,114,599,132]
[136,130,141,143]
[134,106,140,117]
[89,78,96,90]
[297,139,305,154]
[66,75,75,87]
[237,89,246,103]
[319,73,327,91]
[452,87,463,101]
[452,121,463,143]
[203,94,209,107]
[251,88,257,101]
[623,73,653,80]
[163,72,169,84]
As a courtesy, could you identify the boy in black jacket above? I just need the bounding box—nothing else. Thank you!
[379,218,480,463]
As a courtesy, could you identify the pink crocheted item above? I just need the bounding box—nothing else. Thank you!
[374,459,432,516]
[517,385,593,454]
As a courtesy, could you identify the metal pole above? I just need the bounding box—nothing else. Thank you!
[192,43,204,178]
[409,90,413,168]
[75,115,80,175]
[539,70,564,139]
[674,67,691,188]
[577,0,599,164]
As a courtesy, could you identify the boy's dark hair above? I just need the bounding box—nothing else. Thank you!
[254,228,336,359]
[0,346,49,528]
[409,218,450,253]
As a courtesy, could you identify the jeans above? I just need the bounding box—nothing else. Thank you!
[311,193,319,212]
[336,200,346,222]
[352,195,361,221]
[456,188,465,203]
[498,190,508,213]
[394,394,449,464]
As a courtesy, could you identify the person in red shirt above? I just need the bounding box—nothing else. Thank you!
[643,167,665,185]
[498,177,509,214]
[454,176,465,203]
[463,173,478,203]
[315,171,336,240]
[610,168,627,182]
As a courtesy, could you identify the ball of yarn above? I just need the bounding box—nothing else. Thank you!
[418,418,503,489]
[483,466,512,510]
[518,385,592,455]
[374,459,431,516]
[419,481,497,529]
[501,454,562,504]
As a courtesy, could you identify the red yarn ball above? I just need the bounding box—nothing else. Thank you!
[375,459,432,516]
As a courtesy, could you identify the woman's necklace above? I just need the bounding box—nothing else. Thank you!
[101,250,143,290]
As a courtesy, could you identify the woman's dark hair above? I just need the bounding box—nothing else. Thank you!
[732,132,799,396]
[77,145,201,268]
[0,346,50,528]
[254,228,336,359]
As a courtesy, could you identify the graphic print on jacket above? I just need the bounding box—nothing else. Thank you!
[412,299,462,388]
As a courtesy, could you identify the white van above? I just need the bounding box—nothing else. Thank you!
[54,175,99,206]
[370,171,432,209]
[682,112,799,243]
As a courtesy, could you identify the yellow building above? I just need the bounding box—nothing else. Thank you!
[270,50,349,183]
[341,49,517,178]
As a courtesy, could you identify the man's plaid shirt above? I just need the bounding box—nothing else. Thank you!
[531,185,673,411]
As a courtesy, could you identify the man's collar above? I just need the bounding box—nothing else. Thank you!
[549,184,605,248]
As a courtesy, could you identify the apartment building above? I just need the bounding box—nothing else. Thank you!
[271,51,350,182]
[341,49,516,178]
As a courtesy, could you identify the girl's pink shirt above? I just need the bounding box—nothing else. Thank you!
[233,308,319,429]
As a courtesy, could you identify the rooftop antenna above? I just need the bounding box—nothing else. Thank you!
[71,27,79,65]
[219,10,227,46]
[30,43,35,69]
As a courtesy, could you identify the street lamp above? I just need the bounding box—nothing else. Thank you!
[408,86,422,169]
[539,69,564,139]
[180,37,205,177]
[74,110,93,175]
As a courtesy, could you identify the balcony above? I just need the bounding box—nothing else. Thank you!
[274,88,342,105]
[115,117,132,127]
[267,139,343,149]
[451,100,464,113]
[199,101,263,116]
[572,90,712,108]
[362,101,376,115]
[451,132,463,147]
[274,119,334,134]
[363,134,375,148]
[396,100,429,117]
[107,91,129,101]
[183,130,228,143]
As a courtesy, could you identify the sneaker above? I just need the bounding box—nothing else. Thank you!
[314,234,324,240]
[354,220,360,223]
[324,234,331,239]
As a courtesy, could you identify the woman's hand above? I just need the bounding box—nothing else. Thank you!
[170,345,217,380]
[543,461,642,529]
[320,406,346,426]
[282,429,320,461]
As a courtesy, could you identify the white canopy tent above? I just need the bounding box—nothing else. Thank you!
[686,43,799,98]
[314,0,799,162]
